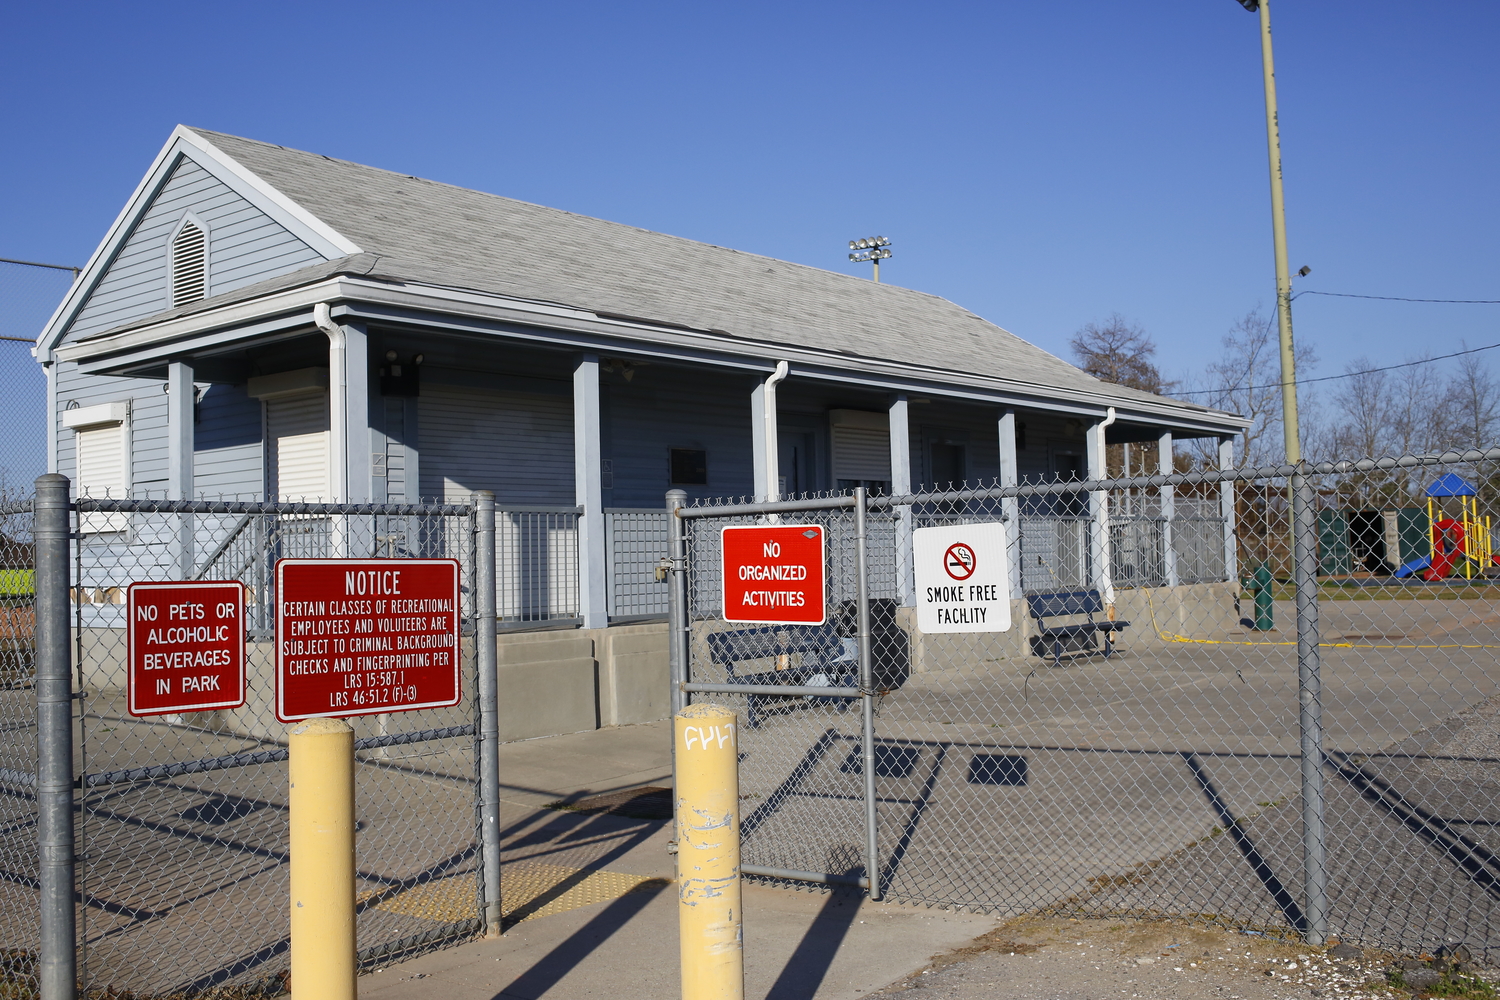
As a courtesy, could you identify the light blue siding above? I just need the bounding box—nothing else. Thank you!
[194,383,264,499]
[53,361,163,498]
[63,156,325,343]
[604,366,757,507]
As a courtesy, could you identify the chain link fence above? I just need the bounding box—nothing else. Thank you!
[5,487,500,997]
[673,447,1500,960]
[0,258,76,494]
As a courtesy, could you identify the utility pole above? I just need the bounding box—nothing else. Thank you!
[848,236,892,283]
[1239,0,1301,463]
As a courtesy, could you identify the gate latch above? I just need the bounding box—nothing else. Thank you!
[654,557,673,583]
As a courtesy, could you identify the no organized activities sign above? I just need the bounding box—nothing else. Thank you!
[912,522,1012,634]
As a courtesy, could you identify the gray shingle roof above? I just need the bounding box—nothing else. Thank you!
[149,128,1235,423]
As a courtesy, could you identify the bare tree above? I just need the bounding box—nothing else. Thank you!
[1070,314,1172,394]
[1328,358,1388,458]
[1444,348,1500,451]
[1386,356,1449,456]
[1194,309,1318,468]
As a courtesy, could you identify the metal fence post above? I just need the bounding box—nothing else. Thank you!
[667,490,688,715]
[853,488,881,901]
[36,473,76,1000]
[1291,469,1327,944]
[474,492,503,937]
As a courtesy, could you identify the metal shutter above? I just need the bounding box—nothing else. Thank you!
[831,410,890,482]
[418,384,573,504]
[267,391,330,501]
[76,423,127,532]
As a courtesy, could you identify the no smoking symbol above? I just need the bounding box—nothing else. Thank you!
[943,543,977,581]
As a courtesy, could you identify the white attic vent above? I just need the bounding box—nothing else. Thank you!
[170,220,207,307]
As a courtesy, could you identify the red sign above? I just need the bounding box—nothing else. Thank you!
[275,559,461,722]
[127,581,246,717]
[721,525,826,625]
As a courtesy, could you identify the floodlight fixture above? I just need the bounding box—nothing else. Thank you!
[847,235,893,282]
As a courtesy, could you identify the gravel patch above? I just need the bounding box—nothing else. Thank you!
[866,915,1493,1000]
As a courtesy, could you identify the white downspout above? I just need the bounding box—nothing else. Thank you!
[1095,407,1117,612]
[313,303,347,502]
[763,360,789,502]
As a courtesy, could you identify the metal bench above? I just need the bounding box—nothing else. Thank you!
[1027,590,1130,666]
[706,625,855,727]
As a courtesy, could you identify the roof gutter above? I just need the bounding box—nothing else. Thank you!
[59,276,1250,435]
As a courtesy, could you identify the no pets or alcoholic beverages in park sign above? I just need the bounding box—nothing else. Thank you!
[276,558,461,722]
[128,580,246,716]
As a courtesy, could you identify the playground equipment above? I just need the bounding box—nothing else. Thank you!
[1392,473,1500,581]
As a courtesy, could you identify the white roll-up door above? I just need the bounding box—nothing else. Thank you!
[830,409,891,482]
[418,384,573,503]
[76,423,128,532]
[266,391,330,501]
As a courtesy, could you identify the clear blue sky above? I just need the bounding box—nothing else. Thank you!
[3,1,1497,394]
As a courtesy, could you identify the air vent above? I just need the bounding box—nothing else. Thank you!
[170,221,207,307]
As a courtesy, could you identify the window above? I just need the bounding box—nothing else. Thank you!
[669,448,708,485]
[170,219,207,307]
[63,402,130,533]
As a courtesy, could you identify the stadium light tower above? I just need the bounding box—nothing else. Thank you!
[848,236,892,283]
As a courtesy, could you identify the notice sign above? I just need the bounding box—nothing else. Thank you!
[913,523,1012,634]
[721,524,826,625]
[276,558,461,723]
[127,580,246,717]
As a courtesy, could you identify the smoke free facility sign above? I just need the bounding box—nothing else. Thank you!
[913,523,1012,634]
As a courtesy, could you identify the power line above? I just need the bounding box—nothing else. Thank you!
[1175,339,1500,398]
[1297,289,1500,305]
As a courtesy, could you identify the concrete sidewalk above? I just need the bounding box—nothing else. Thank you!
[362,721,995,1000]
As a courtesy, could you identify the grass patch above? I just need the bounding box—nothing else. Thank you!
[0,570,33,598]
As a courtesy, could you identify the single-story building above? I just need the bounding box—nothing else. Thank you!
[36,126,1248,738]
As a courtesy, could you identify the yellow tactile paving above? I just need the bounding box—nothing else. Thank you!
[360,863,667,925]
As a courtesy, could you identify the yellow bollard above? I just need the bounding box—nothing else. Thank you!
[675,703,743,1000]
[289,718,356,1000]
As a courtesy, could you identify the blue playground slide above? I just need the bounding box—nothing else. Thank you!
[1394,555,1431,579]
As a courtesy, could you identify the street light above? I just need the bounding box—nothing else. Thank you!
[1237,0,1302,464]
[848,236,892,283]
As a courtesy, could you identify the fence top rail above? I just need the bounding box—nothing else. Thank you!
[496,505,584,515]
[0,499,32,516]
[74,498,475,516]
[675,446,1500,518]
[604,507,673,515]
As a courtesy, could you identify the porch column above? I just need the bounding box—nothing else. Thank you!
[344,325,372,503]
[168,361,195,576]
[998,409,1022,598]
[1160,431,1178,587]
[890,395,913,605]
[1219,436,1239,583]
[574,354,607,628]
[1086,417,1113,601]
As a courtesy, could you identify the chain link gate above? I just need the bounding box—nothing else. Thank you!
[672,449,1500,961]
[8,485,505,997]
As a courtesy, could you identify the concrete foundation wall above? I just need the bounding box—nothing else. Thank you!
[74,619,672,744]
[903,582,1242,673]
